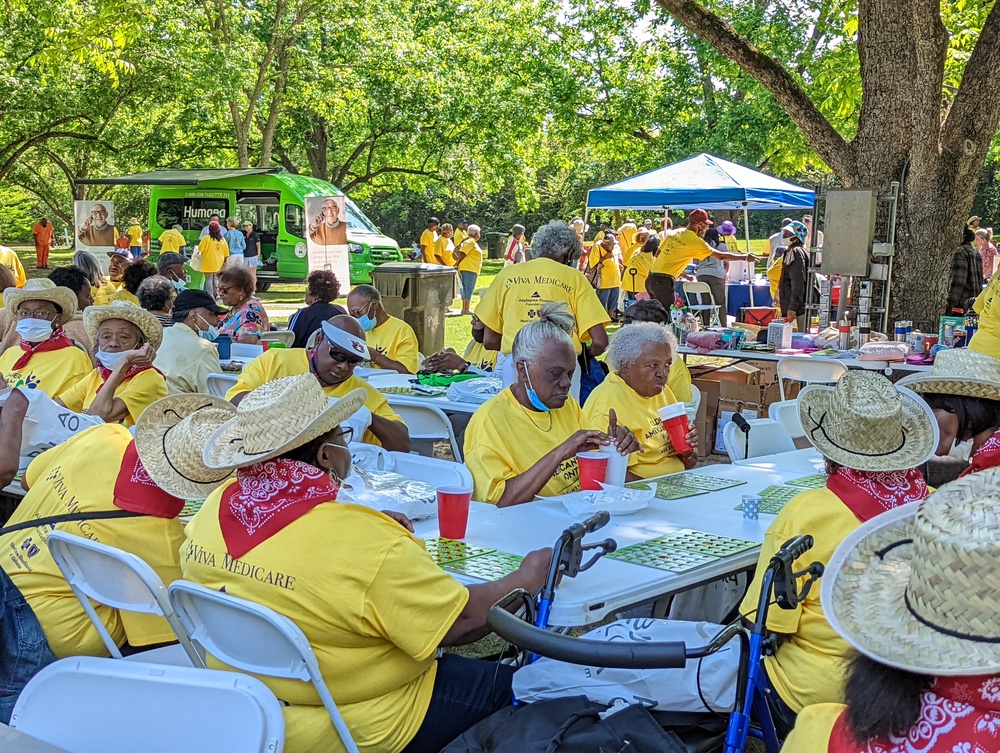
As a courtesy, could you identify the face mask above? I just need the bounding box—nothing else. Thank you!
[357,301,377,332]
[524,370,551,413]
[171,278,187,294]
[196,313,219,342]
[95,349,129,370]
[15,318,54,343]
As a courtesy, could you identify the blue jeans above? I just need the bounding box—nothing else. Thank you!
[0,569,55,723]
[130,246,143,260]
[401,654,515,753]
[459,271,478,301]
[596,286,620,313]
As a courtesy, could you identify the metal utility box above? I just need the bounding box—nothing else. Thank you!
[370,262,457,355]
[821,189,877,277]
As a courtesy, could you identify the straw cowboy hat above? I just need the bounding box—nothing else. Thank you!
[135,395,237,500]
[822,467,1000,675]
[4,278,78,325]
[798,371,937,472]
[84,300,163,350]
[203,374,366,470]
[897,348,1000,400]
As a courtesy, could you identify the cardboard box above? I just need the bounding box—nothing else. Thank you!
[690,362,760,421]
[694,418,713,457]
[714,406,759,454]
[712,380,784,454]
[743,358,779,385]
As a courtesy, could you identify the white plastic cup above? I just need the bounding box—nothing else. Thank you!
[599,440,629,487]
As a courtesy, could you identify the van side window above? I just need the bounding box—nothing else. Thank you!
[156,199,184,230]
[157,198,229,231]
[284,204,304,237]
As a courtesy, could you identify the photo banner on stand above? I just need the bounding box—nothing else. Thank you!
[74,200,117,274]
[305,195,350,291]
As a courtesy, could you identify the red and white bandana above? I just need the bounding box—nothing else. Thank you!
[960,429,1000,478]
[826,467,928,523]
[12,327,74,370]
[96,363,163,394]
[219,459,338,558]
[112,440,185,518]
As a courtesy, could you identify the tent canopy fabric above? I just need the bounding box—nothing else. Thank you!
[586,153,815,211]
[75,168,283,186]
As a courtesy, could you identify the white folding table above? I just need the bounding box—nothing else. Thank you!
[363,372,488,416]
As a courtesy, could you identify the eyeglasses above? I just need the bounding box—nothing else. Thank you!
[326,426,354,447]
[217,285,231,295]
[328,346,364,366]
[16,309,56,321]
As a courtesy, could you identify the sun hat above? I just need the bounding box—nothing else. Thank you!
[968,215,982,225]
[798,371,937,472]
[84,300,164,350]
[821,467,1000,675]
[135,395,236,500]
[897,348,1000,401]
[203,374,366,470]
[784,221,809,244]
[129,217,140,225]
[4,278,78,324]
[717,220,737,236]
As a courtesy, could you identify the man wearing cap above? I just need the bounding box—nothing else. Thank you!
[226,315,411,451]
[453,218,470,248]
[347,284,419,373]
[157,252,189,295]
[153,290,227,395]
[92,248,131,307]
[648,209,755,311]
[420,217,440,264]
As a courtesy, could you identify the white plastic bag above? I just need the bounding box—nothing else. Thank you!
[447,376,503,404]
[512,618,739,712]
[342,468,438,521]
[0,388,103,472]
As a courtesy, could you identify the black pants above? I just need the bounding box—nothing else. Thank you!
[646,273,675,311]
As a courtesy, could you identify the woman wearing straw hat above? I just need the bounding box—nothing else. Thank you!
[0,279,91,397]
[55,301,167,426]
[136,374,552,753]
[898,348,1000,477]
[782,468,1000,753]
[739,371,937,736]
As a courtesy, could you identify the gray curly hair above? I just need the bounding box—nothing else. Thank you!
[607,321,676,372]
[531,220,583,264]
[512,302,575,365]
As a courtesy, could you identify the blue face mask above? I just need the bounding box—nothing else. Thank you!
[357,301,377,332]
[197,313,219,342]
[524,370,551,412]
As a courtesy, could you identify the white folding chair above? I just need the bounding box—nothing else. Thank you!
[722,418,796,463]
[681,282,721,325]
[261,330,295,347]
[10,656,284,753]
[206,372,238,399]
[387,399,463,461]
[685,384,702,418]
[768,399,805,442]
[46,530,204,667]
[776,356,848,400]
[168,580,360,753]
[387,452,473,488]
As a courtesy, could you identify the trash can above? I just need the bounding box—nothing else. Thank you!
[369,262,457,356]
[485,232,506,259]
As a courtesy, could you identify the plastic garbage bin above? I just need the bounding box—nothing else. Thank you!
[485,232,506,259]
[369,262,457,356]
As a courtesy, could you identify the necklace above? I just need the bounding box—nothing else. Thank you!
[512,384,554,431]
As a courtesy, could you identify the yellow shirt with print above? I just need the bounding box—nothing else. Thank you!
[971,272,1000,359]
[622,252,655,293]
[463,340,497,371]
[434,236,455,266]
[181,488,468,753]
[367,316,419,374]
[0,424,185,658]
[621,241,643,266]
[419,229,439,264]
[112,288,140,306]
[0,245,27,288]
[587,245,622,289]
[476,256,611,355]
[127,224,143,245]
[652,228,715,280]
[456,239,483,275]
[57,367,168,427]
[0,344,92,398]
[158,228,186,254]
[224,348,402,445]
[92,280,122,307]
[197,236,229,273]
[582,372,684,479]
[667,357,693,403]
[780,703,844,753]
[739,487,859,712]
[464,388,582,504]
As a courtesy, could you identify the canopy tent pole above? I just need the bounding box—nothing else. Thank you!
[742,203,754,307]
[582,206,590,242]
[663,206,669,233]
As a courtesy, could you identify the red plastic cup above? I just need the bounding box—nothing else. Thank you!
[262,341,270,352]
[577,452,610,491]
[659,403,693,455]
[437,486,472,539]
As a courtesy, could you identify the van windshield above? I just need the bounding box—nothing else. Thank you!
[344,198,379,234]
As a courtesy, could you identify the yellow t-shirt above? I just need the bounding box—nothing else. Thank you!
[158,228,186,253]
[453,228,467,248]
[463,340,497,372]
[112,288,140,306]
[476,256,611,354]
[617,223,637,251]
[652,229,715,279]
[622,252,655,293]
[434,236,455,266]
[581,372,684,479]
[127,224,143,245]
[587,246,622,289]
[971,272,1000,359]
[419,229,439,264]
[739,487,860,712]
[181,489,468,753]
[621,241,643,266]
[0,344,92,398]
[368,316,419,373]
[0,245,27,288]
[456,239,483,275]
[667,357,693,403]
[198,236,229,273]
[464,388,582,504]
[225,349,402,445]
[92,280,122,307]
[57,367,168,427]
[767,250,784,305]
[0,424,185,658]
[780,703,844,753]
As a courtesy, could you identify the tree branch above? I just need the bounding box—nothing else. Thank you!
[0,132,102,182]
[340,166,440,192]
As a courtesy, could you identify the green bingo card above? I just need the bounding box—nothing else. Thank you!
[657,529,759,557]
[735,485,800,515]
[180,499,205,518]
[609,542,717,573]
[786,474,827,489]
[628,472,747,501]
[443,552,524,581]
[424,537,496,565]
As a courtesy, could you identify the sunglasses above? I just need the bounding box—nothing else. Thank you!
[328,346,364,366]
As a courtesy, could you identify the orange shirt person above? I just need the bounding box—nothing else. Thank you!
[32,218,55,270]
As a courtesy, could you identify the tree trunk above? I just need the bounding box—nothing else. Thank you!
[307,118,329,180]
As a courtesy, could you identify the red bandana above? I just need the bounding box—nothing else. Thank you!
[826,466,928,523]
[960,429,1000,478]
[219,459,339,559]
[829,674,1000,753]
[96,363,162,394]
[112,440,185,518]
[13,328,74,371]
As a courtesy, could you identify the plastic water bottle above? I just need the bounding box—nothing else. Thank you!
[599,441,629,488]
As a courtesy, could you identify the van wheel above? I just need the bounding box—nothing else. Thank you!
[255,281,272,293]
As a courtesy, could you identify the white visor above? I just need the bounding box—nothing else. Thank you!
[321,320,370,361]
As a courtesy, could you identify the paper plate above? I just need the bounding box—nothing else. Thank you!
[558,483,655,517]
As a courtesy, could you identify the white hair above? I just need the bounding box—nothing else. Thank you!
[467,224,482,236]
[511,302,575,365]
[607,322,677,372]
[532,220,582,262]
[976,228,991,240]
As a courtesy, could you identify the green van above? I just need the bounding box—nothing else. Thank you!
[79,168,403,289]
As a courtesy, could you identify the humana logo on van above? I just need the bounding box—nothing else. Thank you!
[183,206,220,220]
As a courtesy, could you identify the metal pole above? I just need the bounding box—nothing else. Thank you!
[743,203,754,306]
[582,206,590,241]
[883,181,900,332]
[663,206,669,233]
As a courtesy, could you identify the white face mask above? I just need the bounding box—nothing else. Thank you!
[15,318,54,343]
[95,349,130,370]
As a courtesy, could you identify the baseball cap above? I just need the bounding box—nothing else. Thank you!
[107,248,131,261]
[173,289,227,315]
[157,252,187,271]
[241,219,253,227]
[687,209,713,226]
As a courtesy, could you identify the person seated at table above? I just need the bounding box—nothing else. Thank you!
[422,314,496,374]
[137,374,551,753]
[0,279,91,397]
[582,323,697,480]
[154,289,227,395]
[217,266,269,344]
[621,298,694,402]
[226,315,410,452]
[92,248,131,307]
[56,301,167,427]
[898,348,1000,477]
[136,275,176,329]
[740,371,935,736]
[287,269,346,349]
[48,265,95,352]
[112,260,158,306]
[782,469,1000,753]
[347,284,419,374]
[776,221,812,331]
[464,302,638,507]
